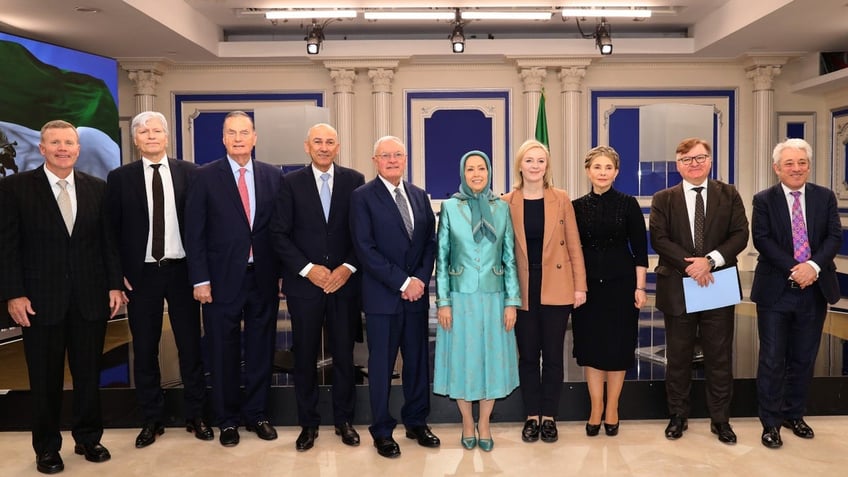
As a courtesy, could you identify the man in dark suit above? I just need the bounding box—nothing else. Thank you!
[184,111,282,447]
[751,138,842,449]
[0,120,122,474]
[271,123,365,451]
[350,136,440,459]
[105,111,213,448]
[649,137,749,445]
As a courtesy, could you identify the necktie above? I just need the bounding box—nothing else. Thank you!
[319,172,331,221]
[238,167,253,260]
[150,164,165,261]
[790,191,811,262]
[394,187,413,239]
[692,186,705,256]
[57,179,73,235]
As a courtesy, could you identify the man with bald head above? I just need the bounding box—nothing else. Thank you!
[271,123,365,451]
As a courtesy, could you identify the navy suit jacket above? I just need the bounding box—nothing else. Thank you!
[649,179,749,316]
[0,165,121,325]
[350,178,436,315]
[105,158,196,286]
[271,164,365,299]
[751,182,842,305]
[184,157,283,304]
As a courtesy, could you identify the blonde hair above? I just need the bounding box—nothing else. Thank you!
[514,138,552,189]
[584,145,620,169]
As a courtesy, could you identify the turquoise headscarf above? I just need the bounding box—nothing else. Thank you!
[452,150,498,243]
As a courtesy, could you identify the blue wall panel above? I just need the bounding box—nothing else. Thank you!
[424,109,493,200]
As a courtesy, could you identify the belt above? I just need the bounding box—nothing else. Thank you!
[146,258,186,267]
[788,280,802,289]
[246,263,255,271]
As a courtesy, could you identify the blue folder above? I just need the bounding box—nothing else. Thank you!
[682,266,742,313]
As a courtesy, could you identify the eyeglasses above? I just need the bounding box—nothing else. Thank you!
[677,154,710,166]
[377,152,406,160]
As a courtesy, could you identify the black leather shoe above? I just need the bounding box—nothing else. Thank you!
[335,422,360,446]
[782,418,814,439]
[374,436,401,458]
[186,418,214,441]
[586,423,601,437]
[540,419,558,443]
[36,451,64,474]
[405,425,440,447]
[710,422,737,444]
[135,421,164,448]
[521,419,540,442]
[762,426,783,449]
[664,415,688,440]
[219,426,239,447]
[73,443,111,463]
[604,422,620,437]
[246,420,278,440]
[296,427,318,451]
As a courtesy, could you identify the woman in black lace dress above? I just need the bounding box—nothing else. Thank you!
[572,146,648,437]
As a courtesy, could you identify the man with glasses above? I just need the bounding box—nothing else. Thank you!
[350,136,440,458]
[750,139,841,449]
[649,137,748,445]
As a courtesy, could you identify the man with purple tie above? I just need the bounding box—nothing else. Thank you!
[751,138,842,449]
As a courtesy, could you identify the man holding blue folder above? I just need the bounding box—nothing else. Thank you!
[649,138,749,445]
[751,139,842,449]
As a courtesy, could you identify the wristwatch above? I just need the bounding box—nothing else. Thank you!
[706,256,716,270]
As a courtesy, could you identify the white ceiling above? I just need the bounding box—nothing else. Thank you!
[1,0,846,63]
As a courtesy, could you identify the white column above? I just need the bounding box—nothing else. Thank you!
[745,57,787,191]
[559,65,588,195]
[121,61,168,162]
[328,68,357,167]
[518,67,547,141]
[368,68,395,141]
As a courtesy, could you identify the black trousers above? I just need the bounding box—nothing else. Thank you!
[22,301,106,455]
[288,292,358,427]
[756,286,826,427]
[663,305,735,422]
[515,267,571,418]
[127,261,205,422]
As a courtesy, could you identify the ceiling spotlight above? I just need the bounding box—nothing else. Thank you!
[450,9,465,53]
[306,23,324,55]
[595,19,613,55]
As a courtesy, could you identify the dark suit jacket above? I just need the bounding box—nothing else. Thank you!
[271,164,365,299]
[350,178,436,315]
[105,158,196,286]
[0,166,122,325]
[649,179,749,316]
[184,157,282,304]
[750,182,842,305]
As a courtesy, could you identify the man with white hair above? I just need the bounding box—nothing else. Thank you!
[750,138,842,449]
[106,111,212,448]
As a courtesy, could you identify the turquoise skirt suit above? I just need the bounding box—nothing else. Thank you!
[433,196,521,400]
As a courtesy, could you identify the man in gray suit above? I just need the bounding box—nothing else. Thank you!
[0,120,123,474]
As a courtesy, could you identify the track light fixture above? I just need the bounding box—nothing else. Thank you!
[450,8,465,53]
[595,19,613,55]
[306,22,324,55]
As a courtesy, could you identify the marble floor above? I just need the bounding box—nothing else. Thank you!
[2,417,847,476]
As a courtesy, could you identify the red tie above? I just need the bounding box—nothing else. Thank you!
[238,167,253,259]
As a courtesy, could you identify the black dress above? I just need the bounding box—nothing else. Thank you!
[571,188,648,370]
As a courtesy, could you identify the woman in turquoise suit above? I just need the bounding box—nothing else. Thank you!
[433,150,521,452]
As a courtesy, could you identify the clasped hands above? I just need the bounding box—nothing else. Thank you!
[306,265,353,294]
[684,256,714,287]
[789,262,817,288]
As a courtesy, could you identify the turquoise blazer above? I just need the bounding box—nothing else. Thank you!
[435,197,521,308]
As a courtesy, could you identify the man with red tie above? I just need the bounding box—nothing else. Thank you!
[184,111,283,447]
[751,138,842,449]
